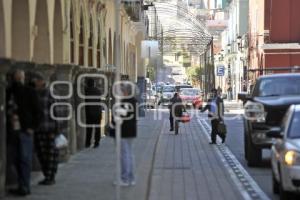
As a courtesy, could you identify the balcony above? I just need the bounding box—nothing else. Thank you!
[123,0,143,22]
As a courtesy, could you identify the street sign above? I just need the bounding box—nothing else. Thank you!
[217,65,225,76]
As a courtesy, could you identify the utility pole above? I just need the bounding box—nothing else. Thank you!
[114,1,121,200]
[161,25,164,60]
[211,37,215,90]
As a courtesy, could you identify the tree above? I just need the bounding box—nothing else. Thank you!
[186,67,203,86]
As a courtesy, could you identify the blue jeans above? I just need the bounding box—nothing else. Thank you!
[121,139,135,183]
[15,131,33,191]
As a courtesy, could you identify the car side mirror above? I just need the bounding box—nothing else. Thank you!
[266,127,283,139]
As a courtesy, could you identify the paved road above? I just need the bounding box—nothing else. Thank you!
[223,112,300,200]
[221,113,278,200]
[148,111,243,200]
[3,109,269,200]
[6,106,300,200]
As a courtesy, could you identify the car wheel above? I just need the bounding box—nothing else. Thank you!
[272,170,279,194]
[246,134,262,167]
[244,132,248,160]
[279,173,291,200]
[244,119,249,160]
[278,164,293,200]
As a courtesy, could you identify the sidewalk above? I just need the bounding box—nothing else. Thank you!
[4,112,162,200]
[148,113,243,200]
[4,110,244,200]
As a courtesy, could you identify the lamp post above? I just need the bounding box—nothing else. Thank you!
[114,1,121,200]
[227,43,231,54]
[237,35,243,52]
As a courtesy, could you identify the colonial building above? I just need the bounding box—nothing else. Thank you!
[248,0,300,79]
[0,0,147,197]
[216,0,248,99]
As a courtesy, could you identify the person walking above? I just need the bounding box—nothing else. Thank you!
[110,83,137,186]
[6,69,40,196]
[34,74,60,185]
[227,86,232,101]
[169,92,184,134]
[85,78,102,148]
[201,88,225,144]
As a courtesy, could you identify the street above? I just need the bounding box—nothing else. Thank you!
[4,106,300,200]
[1,0,300,199]
[224,113,277,200]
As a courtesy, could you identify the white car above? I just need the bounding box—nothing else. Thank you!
[145,90,157,109]
[268,104,300,200]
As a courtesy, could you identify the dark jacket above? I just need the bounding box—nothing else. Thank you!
[36,88,60,134]
[110,97,137,138]
[201,96,224,120]
[6,82,41,132]
[169,96,184,117]
[85,86,102,124]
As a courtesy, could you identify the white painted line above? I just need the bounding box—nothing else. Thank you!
[197,118,270,200]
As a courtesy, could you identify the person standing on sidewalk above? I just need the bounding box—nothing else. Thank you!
[201,88,225,144]
[168,92,184,133]
[110,83,137,186]
[6,69,40,196]
[34,74,60,185]
[85,78,102,148]
[227,86,232,101]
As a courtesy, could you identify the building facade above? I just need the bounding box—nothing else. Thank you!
[0,0,147,197]
[218,0,248,99]
[248,0,300,79]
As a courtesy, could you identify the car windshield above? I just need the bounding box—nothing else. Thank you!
[163,86,175,92]
[257,77,300,97]
[181,89,200,96]
[176,85,192,90]
[288,111,300,139]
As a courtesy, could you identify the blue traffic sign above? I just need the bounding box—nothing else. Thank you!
[217,65,225,76]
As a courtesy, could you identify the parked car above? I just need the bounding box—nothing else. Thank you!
[145,78,152,92]
[267,104,300,200]
[158,85,176,105]
[239,74,300,167]
[179,88,203,109]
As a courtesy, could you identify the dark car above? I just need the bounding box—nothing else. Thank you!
[158,85,176,105]
[239,74,300,167]
[175,84,193,92]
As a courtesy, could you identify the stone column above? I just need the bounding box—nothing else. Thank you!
[137,76,146,117]
[72,66,87,151]
[53,64,75,160]
[0,58,12,197]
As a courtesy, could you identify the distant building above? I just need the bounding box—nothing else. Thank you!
[248,0,300,78]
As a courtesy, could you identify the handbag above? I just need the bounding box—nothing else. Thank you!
[217,121,227,136]
[55,134,68,149]
[181,113,191,123]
